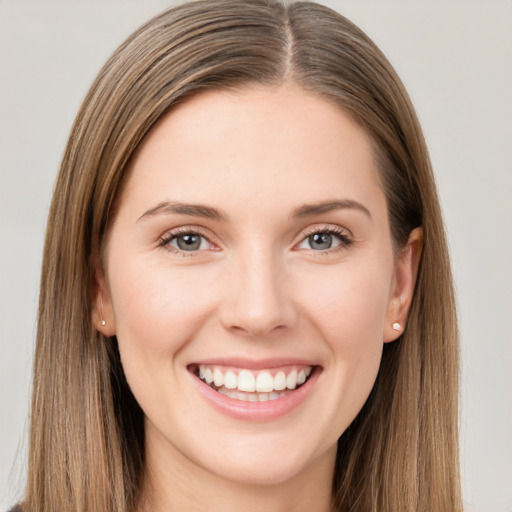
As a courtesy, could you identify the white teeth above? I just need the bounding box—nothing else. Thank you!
[218,388,244,401]
[217,387,290,402]
[286,370,297,390]
[238,370,256,392]
[224,370,238,389]
[274,371,286,391]
[213,368,224,387]
[204,368,214,384]
[197,365,313,395]
[256,372,274,392]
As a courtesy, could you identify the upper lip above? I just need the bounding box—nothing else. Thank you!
[187,357,320,370]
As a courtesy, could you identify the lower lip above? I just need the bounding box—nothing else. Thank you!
[191,368,321,421]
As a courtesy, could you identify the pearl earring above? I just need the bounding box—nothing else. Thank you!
[99,295,106,327]
[392,322,401,331]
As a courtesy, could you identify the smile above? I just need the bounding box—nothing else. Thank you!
[188,360,321,420]
[194,365,314,402]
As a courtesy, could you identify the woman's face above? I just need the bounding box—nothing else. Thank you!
[98,83,417,488]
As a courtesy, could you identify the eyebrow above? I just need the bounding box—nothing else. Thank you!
[137,201,229,223]
[292,199,372,219]
[137,198,371,223]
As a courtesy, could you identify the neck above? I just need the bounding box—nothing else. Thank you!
[139,428,336,512]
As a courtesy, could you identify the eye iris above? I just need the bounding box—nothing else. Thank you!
[177,234,201,251]
[309,232,332,250]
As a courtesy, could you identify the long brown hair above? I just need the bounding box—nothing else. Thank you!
[25,1,461,511]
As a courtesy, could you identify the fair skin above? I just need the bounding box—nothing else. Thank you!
[95,83,421,512]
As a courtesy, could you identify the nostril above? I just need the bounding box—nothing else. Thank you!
[228,322,288,338]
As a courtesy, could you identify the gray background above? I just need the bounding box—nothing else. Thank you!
[1,1,511,511]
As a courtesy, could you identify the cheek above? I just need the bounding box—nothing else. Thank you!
[297,257,392,413]
[297,260,392,350]
[297,263,391,429]
[108,255,217,359]
[106,256,222,419]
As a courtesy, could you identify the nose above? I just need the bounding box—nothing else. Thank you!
[219,248,297,337]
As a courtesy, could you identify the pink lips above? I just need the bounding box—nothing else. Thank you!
[188,359,321,421]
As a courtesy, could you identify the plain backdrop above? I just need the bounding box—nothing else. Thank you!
[1,1,511,511]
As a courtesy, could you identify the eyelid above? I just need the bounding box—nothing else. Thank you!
[294,224,353,252]
[157,225,219,253]
[300,223,352,238]
[298,224,353,241]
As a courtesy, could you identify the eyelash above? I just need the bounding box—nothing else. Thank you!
[297,225,353,254]
[158,227,214,255]
[157,225,353,255]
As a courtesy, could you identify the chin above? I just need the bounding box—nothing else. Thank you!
[197,445,327,487]
[171,421,338,488]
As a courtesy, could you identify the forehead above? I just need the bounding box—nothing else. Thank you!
[120,83,385,220]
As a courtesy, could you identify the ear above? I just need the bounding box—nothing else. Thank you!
[383,227,423,343]
[92,263,116,337]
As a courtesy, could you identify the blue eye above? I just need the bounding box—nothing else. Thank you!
[162,231,211,252]
[309,232,337,250]
[297,229,350,251]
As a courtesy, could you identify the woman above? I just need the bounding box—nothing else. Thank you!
[17,0,462,510]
